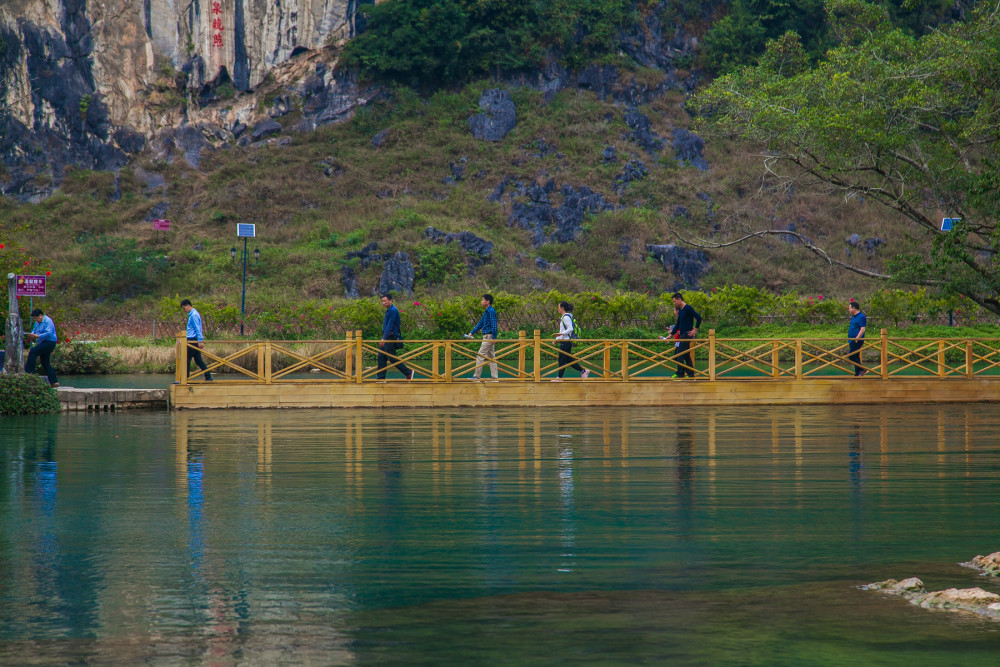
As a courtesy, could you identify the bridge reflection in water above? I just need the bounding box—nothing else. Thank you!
[4,404,999,664]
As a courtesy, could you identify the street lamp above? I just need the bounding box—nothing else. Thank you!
[233,224,259,336]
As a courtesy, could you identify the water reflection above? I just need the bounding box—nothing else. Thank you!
[3,405,1000,663]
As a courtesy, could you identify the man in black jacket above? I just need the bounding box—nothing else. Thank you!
[377,293,413,380]
[671,292,702,378]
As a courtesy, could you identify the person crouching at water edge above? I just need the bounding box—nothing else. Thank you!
[377,293,413,380]
[552,300,589,381]
[181,299,212,381]
[25,308,59,387]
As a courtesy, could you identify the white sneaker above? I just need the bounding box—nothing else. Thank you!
[581,369,590,379]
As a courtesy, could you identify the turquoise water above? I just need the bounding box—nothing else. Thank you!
[2,405,1000,664]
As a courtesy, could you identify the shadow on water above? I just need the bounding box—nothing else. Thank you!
[2,405,1000,663]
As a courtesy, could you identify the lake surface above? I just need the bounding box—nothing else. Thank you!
[2,405,1000,664]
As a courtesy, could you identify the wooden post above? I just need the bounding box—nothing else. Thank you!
[355,330,363,383]
[771,341,779,378]
[432,339,440,380]
[444,341,453,382]
[264,341,272,384]
[708,329,716,381]
[794,339,802,380]
[518,331,526,379]
[621,341,629,381]
[4,273,24,375]
[177,333,187,385]
[880,329,888,380]
[259,341,267,383]
[966,340,974,378]
[937,340,946,378]
[344,331,353,379]
[603,341,611,379]
[175,333,184,384]
[533,330,541,382]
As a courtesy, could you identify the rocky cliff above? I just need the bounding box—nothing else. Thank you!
[1,0,370,198]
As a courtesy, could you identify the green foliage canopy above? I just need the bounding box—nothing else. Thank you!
[341,0,636,87]
[692,0,1000,313]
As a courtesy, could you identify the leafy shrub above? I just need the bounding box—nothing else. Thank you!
[417,244,463,284]
[51,341,121,374]
[75,235,168,300]
[0,374,61,415]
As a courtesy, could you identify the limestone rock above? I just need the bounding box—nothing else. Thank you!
[424,227,493,263]
[647,244,710,290]
[962,552,1000,576]
[672,128,709,170]
[469,89,517,142]
[379,252,415,295]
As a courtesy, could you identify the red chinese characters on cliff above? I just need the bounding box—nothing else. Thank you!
[212,2,224,48]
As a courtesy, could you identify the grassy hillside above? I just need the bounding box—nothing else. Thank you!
[0,72,923,334]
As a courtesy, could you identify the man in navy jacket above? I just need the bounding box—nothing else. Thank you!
[377,293,413,380]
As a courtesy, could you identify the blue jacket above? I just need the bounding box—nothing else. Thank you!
[186,308,205,341]
[382,304,402,340]
[32,315,58,342]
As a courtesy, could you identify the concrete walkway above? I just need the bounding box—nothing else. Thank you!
[57,387,168,411]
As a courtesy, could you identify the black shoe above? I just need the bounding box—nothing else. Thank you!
[205,374,213,381]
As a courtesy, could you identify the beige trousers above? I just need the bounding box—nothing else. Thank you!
[473,334,498,379]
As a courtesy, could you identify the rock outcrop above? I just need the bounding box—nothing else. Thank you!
[864,578,1000,619]
[468,89,517,142]
[646,244,710,289]
[378,251,415,295]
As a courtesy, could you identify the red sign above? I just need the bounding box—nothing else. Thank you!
[153,219,171,231]
[16,275,46,297]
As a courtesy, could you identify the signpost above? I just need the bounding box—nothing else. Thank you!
[15,274,46,314]
[152,219,171,231]
[235,224,257,336]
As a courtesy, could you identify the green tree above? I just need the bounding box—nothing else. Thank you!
[691,0,1000,314]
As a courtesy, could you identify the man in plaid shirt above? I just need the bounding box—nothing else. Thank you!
[466,294,499,380]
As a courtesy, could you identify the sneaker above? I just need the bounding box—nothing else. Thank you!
[581,369,590,379]
[469,376,482,381]
[551,378,563,382]
[406,372,414,380]
[51,383,60,388]
[670,374,681,379]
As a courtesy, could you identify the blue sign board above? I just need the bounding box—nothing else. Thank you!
[237,223,256,238]
[941,217,960,231]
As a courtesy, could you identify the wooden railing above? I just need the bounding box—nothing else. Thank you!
[175,330,1000,384]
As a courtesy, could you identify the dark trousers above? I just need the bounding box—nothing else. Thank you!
[848,340,865,376]
[26,340,58,385]
[557,341,584,377]
[675,339,695,377]
[187,338,212,380]
[377,342,411,379]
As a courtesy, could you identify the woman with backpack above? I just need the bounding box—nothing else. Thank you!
[552,301,589,381]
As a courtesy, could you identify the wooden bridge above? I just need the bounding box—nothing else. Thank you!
[168,330,1000,409]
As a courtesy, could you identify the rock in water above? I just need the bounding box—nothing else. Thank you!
[469,89,517,141]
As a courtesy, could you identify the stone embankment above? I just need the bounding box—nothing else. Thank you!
[56,387,168,411]
[863,551,1000,619]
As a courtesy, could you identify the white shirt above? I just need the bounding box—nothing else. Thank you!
[557,314,574,340]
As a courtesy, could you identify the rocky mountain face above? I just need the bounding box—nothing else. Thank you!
[1,0,370,199]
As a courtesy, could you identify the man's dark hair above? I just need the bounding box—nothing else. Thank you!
[30,309,43,317]
[483,293,494,305]
[849,301,862,311]
[672,292,684,301]
[559,300,573,313]
[380,293,394,302]
[180,299,192,307]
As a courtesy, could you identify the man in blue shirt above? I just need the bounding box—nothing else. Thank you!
[377,293,413,380]
[465,293,499,380]
[181,299,213,381]
[25,308,59,387]
[847,300,868,377]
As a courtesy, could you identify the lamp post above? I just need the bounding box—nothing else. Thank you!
[232,224,259,336]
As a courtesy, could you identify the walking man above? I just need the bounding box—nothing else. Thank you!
[671,292,702,378]
[848,300,867,377]
[377,293,413,380]
[552,301,589,381]
[25,308,59,387]
[181,299,212,381]
[465,293,499,380]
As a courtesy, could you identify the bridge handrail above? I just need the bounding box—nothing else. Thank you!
[174,329,1000,384]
